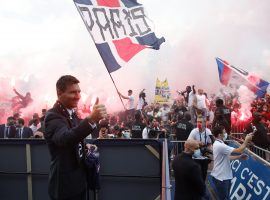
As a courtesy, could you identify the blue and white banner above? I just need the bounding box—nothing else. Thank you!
[229,142,270,200]
[209,141,270,200]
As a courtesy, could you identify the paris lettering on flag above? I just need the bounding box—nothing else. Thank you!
[216,57,270,98]
[74,0,165,73]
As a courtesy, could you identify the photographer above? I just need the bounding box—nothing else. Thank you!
[142,117,160,139]
[188,117,213,181]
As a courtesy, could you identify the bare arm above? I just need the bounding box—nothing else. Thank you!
[230,155,241,160]
[13,88,24,99]
[118,91,129,99]
[232,134,253,154]
[192,85,196,94]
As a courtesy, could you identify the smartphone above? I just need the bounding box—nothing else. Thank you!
[241,154,249,160]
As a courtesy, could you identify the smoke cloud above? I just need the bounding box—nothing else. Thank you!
[0,0,269,122]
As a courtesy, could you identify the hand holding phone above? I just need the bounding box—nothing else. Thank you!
[240,154,249,160]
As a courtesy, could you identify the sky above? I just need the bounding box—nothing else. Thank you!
[0,0,270,114]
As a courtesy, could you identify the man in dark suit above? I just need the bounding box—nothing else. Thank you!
[44,75,106,200]
[0,116,16,138]
[172,139,205,200]
[16,118,33,138]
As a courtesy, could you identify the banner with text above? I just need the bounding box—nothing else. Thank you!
[208,141,270,200]
[74,0,165,73]
[155,78,171,104]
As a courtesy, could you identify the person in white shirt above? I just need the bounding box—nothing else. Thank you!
[188,118,213,155]
[118,89,135,119]
[194,89,208,121]
[142,118,160,139]
[159,104,170,123]
[29,118,40,134]
[136,89,147,111]
[211,126,253,200]
[188,117,213,180]
[187,85,197,126]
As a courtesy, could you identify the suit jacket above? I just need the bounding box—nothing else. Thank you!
[44,101,96,199]
[172,152,205,200]
[15,127,33,138]
[0,124,16,138]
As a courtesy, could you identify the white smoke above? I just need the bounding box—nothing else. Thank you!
[0,0,270,123]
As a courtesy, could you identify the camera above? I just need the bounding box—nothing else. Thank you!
[200,146,212,157]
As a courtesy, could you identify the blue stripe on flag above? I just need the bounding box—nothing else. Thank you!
[256,79,270,98]
[74,0,92,5]
[121,0,141,8]
[136,32,165,50]
[216,58,224,82]
[95,43,121,73]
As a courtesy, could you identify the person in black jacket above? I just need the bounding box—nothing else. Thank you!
[172,139,205,200]
[244,112,270,150]
[44,75,106,200]
[15,118,33,138]
[130,111,145,138]
[213,99,231,134]
[0,116,16,138]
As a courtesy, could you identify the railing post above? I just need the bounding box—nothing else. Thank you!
[161,139,171,200]
[26,144,33,200]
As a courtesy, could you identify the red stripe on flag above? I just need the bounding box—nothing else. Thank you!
[113,37,145,62]
[223,59,229,65]
[222,64,232,86]
[96,0,120,7]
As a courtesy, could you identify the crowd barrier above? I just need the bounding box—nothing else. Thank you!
[230,133,270,162]
[161,139,171,200]
[0,139,166,200]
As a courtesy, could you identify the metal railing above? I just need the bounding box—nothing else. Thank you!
[228,133,270,163]
[170,135,270,165]
[169,140,185,160]
[161,139,172,200]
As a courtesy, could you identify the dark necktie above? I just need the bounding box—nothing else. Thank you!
[19,128,22,138]
[70,112,78,128]
[5,127,9,138]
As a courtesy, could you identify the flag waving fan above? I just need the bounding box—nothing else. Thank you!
[216,57,270,98]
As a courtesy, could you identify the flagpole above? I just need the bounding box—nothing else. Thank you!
[73,1,126,110]
[104,67,126,110]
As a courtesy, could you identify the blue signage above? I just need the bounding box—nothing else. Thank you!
[208,141,270,200]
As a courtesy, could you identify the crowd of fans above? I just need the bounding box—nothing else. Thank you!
[0,85,269,151]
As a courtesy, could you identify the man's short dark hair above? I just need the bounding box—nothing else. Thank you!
[212,126,224,137]
[56,75,80,92]
[7,116,15,121]
[17,118,25,125]
[216,99,224,107]
[134,111,141,120]
[128,90,132,93]
[184,112,191,121]
[99,119,109,128]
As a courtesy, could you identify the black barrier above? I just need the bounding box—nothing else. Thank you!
[0,139,50,200]
[93,139,162,200]
[0,139,162,200]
